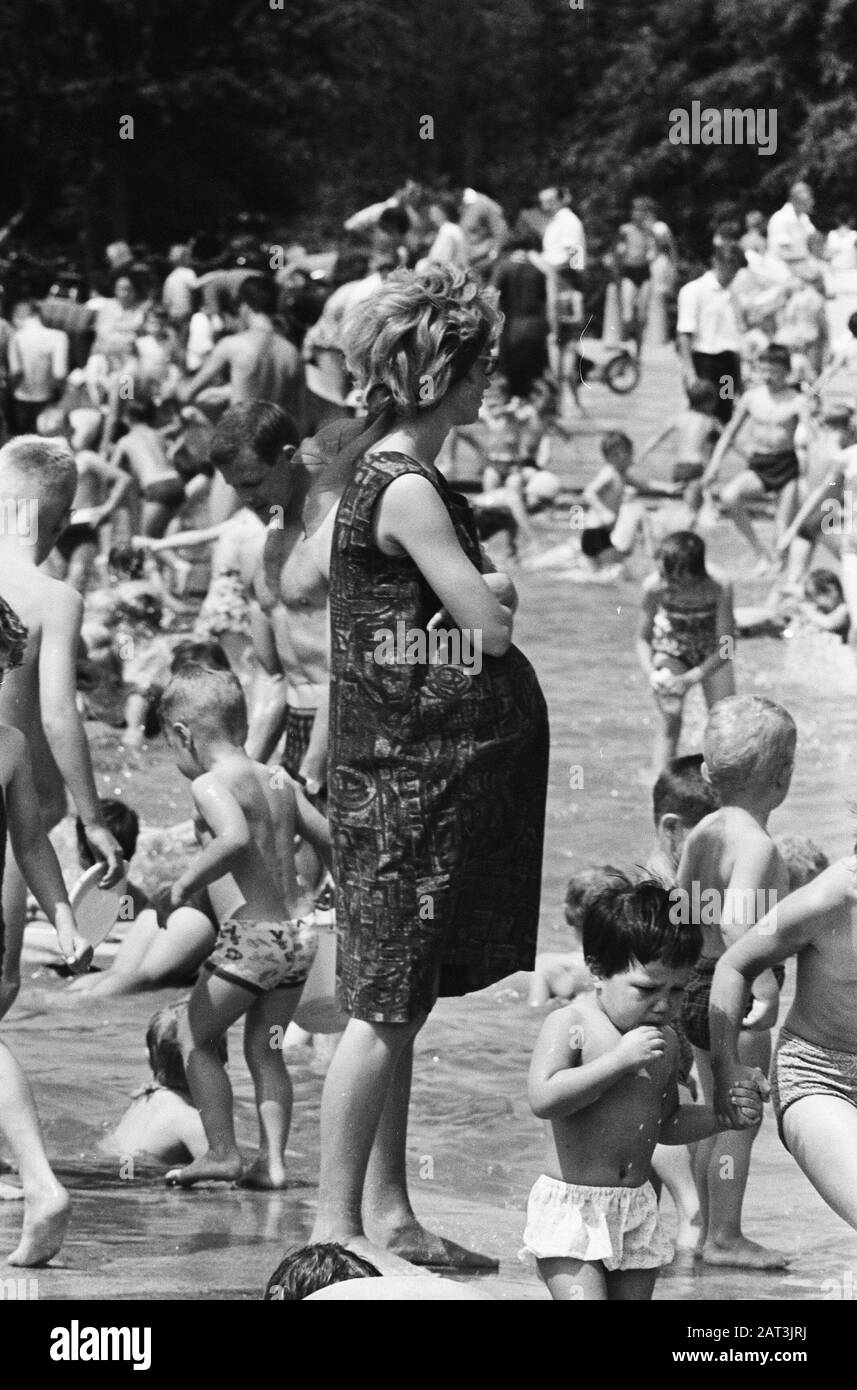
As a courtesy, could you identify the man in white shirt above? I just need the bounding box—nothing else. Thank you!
[8,302,69,435]
[161,245,198,326]
[767,181,816,267]
[539,185,586,276]
[676,242,745,422]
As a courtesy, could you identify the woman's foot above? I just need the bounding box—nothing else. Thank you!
[702,1235,789,1269]
[375,1220,499,1270]
[165,1151,243,1187]
[8,1184,70,1266]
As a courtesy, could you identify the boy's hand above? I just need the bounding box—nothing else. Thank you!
[616,1025,666,1071]
[64,935,94,976]
[714,1062,769,1127]
[726,1071,768,1129]
[83,825,125,888]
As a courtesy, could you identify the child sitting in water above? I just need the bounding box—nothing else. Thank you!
[524,875,763,1300]
[101,1003,223,1166]
[158,664,331,1189]
[579,431,642,571]
[637,380,722,485]
[637,531,736,772]
[794,568,850,642]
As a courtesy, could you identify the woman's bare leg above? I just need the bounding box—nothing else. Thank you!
[0,1042,70,1266]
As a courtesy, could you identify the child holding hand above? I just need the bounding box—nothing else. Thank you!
[524,875,764,1301]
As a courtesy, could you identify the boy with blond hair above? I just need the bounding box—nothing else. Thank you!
[676,694,795,1268]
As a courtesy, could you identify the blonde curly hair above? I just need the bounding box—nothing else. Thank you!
[343,264,502,416]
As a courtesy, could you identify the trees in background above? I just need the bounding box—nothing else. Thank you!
[0,0,855,258]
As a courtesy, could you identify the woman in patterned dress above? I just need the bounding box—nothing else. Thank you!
[311,265,549,1271]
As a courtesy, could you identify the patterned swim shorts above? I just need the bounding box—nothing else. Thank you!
[770,1027,857,1150]
[522,1174,673,1270]
[203,915,318,995]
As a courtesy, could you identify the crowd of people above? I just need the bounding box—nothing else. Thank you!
[0,170,855,1304]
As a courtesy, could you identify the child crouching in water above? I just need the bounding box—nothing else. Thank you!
[524,875,763,1300]
[638,531,735,772]
[157,664,331,1189]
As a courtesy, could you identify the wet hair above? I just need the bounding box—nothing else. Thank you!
[210,401,300,474]
[601,430,632,461]
[76,798,140,866]
[0,435,77,531]
[146,1001,226,1096]
[0,595,29,674]
[657,530,707,583]
[263,1243,380,1300]
[804,568,844,606]
[774,834,830,894]
[169,639,231,674]
[759,341,790,368]
[238,276,278,316]
[564,864,628,930]
[652,753,719,827]
[685,379,718,413]
[342,263,501,417]
[159,664,248,744]
[703,695,796,801]
[582,874,702,978]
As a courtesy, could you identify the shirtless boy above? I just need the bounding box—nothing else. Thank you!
[711,838,857,1233]
[676,694,795,1268]
[0,436,123,1025]
[53,447,132,592]
[703,342,812,570]
[525,875,762,1300]
[159,664,330,1189]
[111,396,185,538]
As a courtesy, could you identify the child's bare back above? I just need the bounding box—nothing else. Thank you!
[191,753,308,922]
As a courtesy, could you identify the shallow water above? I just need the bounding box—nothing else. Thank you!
[3,347,857,1299]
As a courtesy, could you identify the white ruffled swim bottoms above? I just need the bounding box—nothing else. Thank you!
[522,1174,673,1271]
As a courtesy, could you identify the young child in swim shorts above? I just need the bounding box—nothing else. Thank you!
[676,694,795,1270]
[637,531,735,772]
[524,874,762,1300]
[579,431,642,570]
[703,342,812,571]
[157,663,331,1190]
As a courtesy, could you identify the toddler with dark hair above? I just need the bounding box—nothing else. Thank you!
[524,874,763,1300]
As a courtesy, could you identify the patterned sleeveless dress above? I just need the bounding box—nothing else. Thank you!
[328,451,549,1023]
